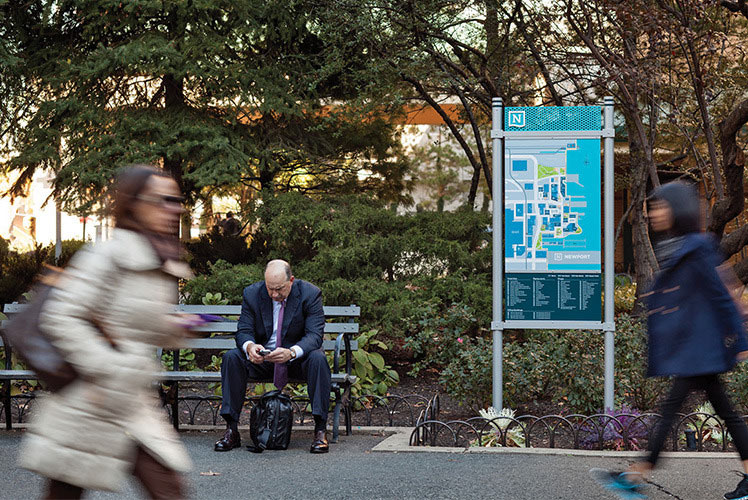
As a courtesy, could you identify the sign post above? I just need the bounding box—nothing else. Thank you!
[491,98,504,411]
[491,99,616,411]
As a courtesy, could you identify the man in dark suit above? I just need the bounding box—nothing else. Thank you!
[214,259,331,453]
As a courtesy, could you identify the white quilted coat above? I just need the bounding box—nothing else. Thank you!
[18,229,192,491]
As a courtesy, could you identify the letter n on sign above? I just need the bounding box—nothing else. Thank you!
[508,110,525,128]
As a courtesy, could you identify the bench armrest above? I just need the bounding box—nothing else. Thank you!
[333,332,355,376]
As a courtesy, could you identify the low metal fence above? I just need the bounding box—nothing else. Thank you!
[410,411,741,452]
[1,391,441,428]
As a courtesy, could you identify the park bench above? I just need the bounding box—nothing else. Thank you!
[1,303,359,442]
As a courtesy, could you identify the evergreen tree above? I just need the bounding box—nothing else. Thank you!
[1,0,410,221]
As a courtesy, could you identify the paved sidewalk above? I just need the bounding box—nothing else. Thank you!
[0,427,742,499]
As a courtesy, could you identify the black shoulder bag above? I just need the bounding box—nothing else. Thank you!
[2,266,77,392]
[247,389,294,452]
[2,264,118,392]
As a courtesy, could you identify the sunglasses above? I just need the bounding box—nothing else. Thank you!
[137,193,185,207]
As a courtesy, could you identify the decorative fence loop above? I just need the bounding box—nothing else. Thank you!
[3,387,742,453]
[2,391,441,428]
[409,409,746,452]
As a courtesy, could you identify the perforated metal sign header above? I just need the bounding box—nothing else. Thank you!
[504,106,601,132]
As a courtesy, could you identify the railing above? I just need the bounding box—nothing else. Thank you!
[1,390,441,428]
[409,411,741,452]
[8,388,740,454]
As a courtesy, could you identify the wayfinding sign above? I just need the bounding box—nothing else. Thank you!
[503,107,602,321]
[490,99,616,412]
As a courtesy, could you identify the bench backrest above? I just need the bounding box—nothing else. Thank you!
[1,304,360,352]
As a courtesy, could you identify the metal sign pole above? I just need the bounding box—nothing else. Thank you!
[603,96,616,411]
[491,97,504,411]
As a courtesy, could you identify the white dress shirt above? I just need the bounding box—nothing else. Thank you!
[243,299,303,360]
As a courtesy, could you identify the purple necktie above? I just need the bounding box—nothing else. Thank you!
[273,300,288,390]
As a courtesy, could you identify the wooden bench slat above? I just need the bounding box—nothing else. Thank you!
[2,303,24,314]
[174,304,360,317]
[181,338,236,349]
[0,370,358,385]
[4,318,358,334]
[5,303,361,317]
[178,338,358,351]
[1,336,359,351]
[323,323,359,333]
[189,322,358,334]
[175,305,241,314]
[0,370,37,379]
[319,305,361,316]
[155,371,356,384]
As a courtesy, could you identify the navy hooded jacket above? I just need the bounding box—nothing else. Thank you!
[645,233,748,377]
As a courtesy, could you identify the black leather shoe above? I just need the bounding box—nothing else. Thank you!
[310,430,329,454]
[214,428,241,451]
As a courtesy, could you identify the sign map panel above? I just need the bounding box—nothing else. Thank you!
[502,106,603,322]
[504,138,601,272]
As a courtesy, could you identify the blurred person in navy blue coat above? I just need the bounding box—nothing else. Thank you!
[214,259,331,454]
[595,181,748,499]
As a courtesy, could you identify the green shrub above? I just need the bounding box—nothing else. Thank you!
[0,240,45,305]
[0,238,85,305]
[161,349,199,371]
[501,329,604,414]
[181,194,492,342]
[725,359,748,412]
[184,227,252,275]
[402,301,667,413]
[341,329,400,399]
[613,313,667,411]
[44,239,86,267]
[439,335,493,410]
[181,261,264,304]
[404,301,481,377]
[614,283,637,313]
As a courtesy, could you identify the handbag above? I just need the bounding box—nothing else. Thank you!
[2,264,118,392]
[2,265,77,392]
[247,389,294,452]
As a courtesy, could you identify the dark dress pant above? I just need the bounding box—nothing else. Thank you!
[219,348,331,423]
[647,374,748,464]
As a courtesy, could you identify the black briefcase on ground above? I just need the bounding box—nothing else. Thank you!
[247,389,294,452]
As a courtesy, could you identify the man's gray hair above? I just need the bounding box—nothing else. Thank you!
[265,259,292,280]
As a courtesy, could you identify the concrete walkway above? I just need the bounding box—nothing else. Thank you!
[0,427,742,499]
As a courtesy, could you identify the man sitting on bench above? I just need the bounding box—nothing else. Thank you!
[214,259,331,454]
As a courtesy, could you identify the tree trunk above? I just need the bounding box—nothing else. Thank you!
[710,98,748,241]
[180,211,192,241]
[163,72,188,240]
[484,0,500,91]
[626,115,659,301]
[468,165,480,208]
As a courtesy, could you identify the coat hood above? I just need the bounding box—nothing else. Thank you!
[648,181,700,236]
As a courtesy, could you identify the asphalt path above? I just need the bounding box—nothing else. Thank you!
[0,429,743,499]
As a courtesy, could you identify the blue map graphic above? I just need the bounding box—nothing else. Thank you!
[504,138,601,272]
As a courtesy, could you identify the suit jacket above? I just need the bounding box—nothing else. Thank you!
[235,279,325,357]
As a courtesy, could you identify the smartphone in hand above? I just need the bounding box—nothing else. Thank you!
[259,348,272,356]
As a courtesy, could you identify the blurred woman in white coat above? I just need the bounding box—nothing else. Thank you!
[19,165,195,499]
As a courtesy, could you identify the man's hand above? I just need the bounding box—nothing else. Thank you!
[264,347,295,364]
[738,350,748,362]
[246,343,265,364]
